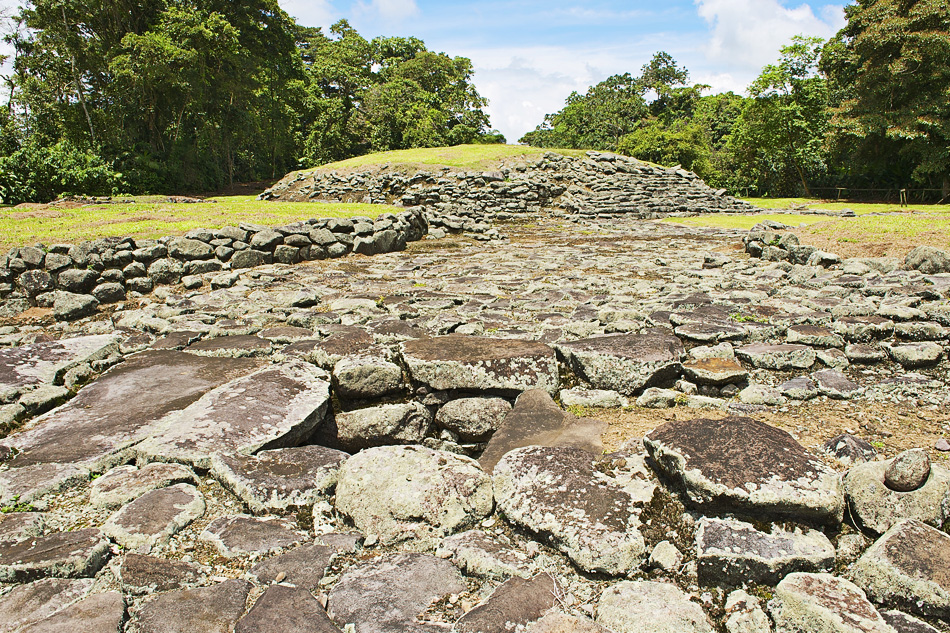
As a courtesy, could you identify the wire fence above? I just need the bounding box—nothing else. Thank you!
[807,187,948,205]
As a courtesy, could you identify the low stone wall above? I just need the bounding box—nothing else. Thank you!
[262,151,755,219]
[0,208,428,320]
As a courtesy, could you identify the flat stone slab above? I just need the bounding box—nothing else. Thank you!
[129,578,252,633]
[880,610,941,633]
[787,325,845,348]
[90,462,198,509]
[101,483,205,552]
[439,530,532,580]
[0,528,110,583]
[681,358,748,386]
[330,402,432,452]
[735,343,816,370]
[249,543,337,590]
[401,335,559,395]
[556,329,685,395]
[335,445,492,546]
[435,396,511,442]
[596,580,715,633]
[327,552,465,633]
[526,613,610,633]
[0,462,88,506]
[236,584,340,633]
[812,369,860,399]
[455,573,558,633]
[771,572,894,633]
[0,512,45,544]
[0,350,259,471]
[199,515,303,558]
[211,445,348,515]
[696,517,835,587]
[852,520,950,619]
[118,554,201,595]
[493,445,644,576]
[0,578,94,633]
[0,334,118,391]
[479,389,607,471]
[136,359,330,468]
[18,590,124,633]
[843,460,949,535]
[332,354,405,401]
[644,416,844,524]
[184,335,273,357]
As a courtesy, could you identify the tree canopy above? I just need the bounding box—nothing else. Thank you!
[0,4,500,202]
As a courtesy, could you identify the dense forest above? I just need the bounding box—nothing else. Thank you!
[0,0,502,203]
[522,0,950,199]
[0,0,947,202]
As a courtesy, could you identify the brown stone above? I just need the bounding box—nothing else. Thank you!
[119,554,201,595]
[18,591,125,633]
[130,578,252,633]
[250,543,336,590]
[0,529,110,583]
[455,574,558,633]
[681,358,748,386]
[236,584,340,633]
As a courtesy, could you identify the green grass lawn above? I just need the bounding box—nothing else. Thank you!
[663,213,830,230]
[0,196,396,251]
[299,144,590,175]
[741,197,933,215]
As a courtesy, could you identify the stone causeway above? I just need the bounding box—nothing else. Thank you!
[0,152,948,632]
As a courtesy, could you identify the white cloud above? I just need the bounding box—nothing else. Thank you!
[695,0,846,73]
[355,0,419,22]
[280,0,337,30]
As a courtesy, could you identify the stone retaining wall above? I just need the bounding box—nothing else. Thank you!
[262,151,755,219]
[0,208,428,320]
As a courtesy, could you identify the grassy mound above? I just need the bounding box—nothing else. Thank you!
[301,144,590,174]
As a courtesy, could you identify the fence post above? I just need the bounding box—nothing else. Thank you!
[900,189,907,207]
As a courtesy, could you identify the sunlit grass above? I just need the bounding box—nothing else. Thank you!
[741,197,935,215]
[0,195,396,251]
[663,213,829,230]
[800,212,950,246]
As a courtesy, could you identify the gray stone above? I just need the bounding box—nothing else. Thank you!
[18,591,124,633]
[0,578,94,633]
[843,460,949,534]
[0,529,110,583]
[200,515,303,558]
[818,348,850,369]
[823,434,876,467]
[556,329,685,395]
[327,553,465,633]
[880,610,941,633]
[779,377,820,400]
[168,238,213,260]
[644,416,844,524]
[435,397,511,441]
[695,517,835,587]
[735,343,816,370]
[249,542,336,590]
[230,249,269,269]
[92,282,125,304]
[886,342,944,368]
[479,389,607,471]
[135,360,330,469]
[812,369,860,399]
[332,355,404,400]
[185,334,272,357]
[147,258,184,285]
[852,520,950,619]
[331,401,432,451]
[0,512,45,544]
[52,291,99,320]
[771,572,893,633]
[250,229,283,250]
[787,325,845,348]
[845,344,887,364]
[559,387,624,408]
[905,246,950,274]
[682,358,748,386]
[439,530,531,579]
[129,578,252,633]
[402,335,560,395]
[56,268,98,293]
[90,462,198,509]
[2,351,259,475]
[0,463,89,506]
[493,445,644,576]
[649,540,684,572]
[525,612,611,633]
[18,270,53,298]
[885,449,931,492]
[833,317,895,343]
[335,445,492,546]
[210,445,348,515]
[455,574,558,633]
[119,554,201,595]
[236,584,340,633]
[101,483,205,552]
[0,334,118,391]
[596,580,715,633]
[724,590,772,633]
[637,387,680,408]
[738,384,787,406]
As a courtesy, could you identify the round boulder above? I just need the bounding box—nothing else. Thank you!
[334,445,493,546]
[884,448,931,492]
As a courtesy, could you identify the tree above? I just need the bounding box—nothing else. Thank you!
[822,0,950,195]
[729,36,828,196]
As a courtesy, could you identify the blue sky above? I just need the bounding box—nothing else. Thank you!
[1,0,848,143]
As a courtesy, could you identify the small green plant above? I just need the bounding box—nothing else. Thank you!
[731,312,768,323]
[1,495,35,513]
[870,440,886,449]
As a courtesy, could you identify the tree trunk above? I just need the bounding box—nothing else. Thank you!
[943,176,949,202]
[61,5,96,145]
